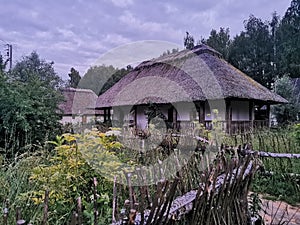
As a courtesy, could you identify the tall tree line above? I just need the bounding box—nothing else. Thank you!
[184,0,300,124]
[184,0,299,89]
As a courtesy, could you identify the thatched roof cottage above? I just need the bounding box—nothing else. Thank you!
[96,45,287,134]
[59,88,102,124]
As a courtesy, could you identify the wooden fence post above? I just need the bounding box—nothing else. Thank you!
[15,206,21,222]
[42,190,49,225]
[125,172,135,210]
[70,211,78,225]
[112,176,117,223]
[3,199,8,225]
[15,206,25,225]
[77,197,83,225]
[93,177,98,225]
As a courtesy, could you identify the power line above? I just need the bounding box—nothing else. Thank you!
[0,37,8,44]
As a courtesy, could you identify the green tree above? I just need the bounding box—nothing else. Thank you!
[68,67,81,88]
[79,65,132,95]
[161,48,179,56]
[100,65,132,95]
[79,65,117,95]
[269,12,280,67]
[11,52,62,89]
[276,0,300,78]
[0,52,63,157]
[184,32,195,50]
[229,15,274,88]
[0,54,7,73]
[272,75,300,124]
[205,27,231,60]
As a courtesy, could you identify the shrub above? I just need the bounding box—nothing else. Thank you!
[1,130,125,224]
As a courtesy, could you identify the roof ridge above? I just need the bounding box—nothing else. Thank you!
[135,44,222,70]
[61,87,96,93]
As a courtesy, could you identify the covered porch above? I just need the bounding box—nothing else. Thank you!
[105,99,272,135]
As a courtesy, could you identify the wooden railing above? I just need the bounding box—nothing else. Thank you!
[121,120,269,137]
[177,120,269,134]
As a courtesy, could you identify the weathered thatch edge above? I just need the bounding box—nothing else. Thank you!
[97,45,287,109]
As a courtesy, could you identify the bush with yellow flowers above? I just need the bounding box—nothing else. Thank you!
[22,129,124,224]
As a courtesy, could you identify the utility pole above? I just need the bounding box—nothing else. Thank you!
[6,44,12,70]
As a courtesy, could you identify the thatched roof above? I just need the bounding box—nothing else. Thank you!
[59,88,101,115]
[96,44,287,108]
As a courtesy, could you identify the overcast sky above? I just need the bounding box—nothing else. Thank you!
[0,0,292,80]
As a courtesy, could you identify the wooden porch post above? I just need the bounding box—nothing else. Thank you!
[266,104,271,127]
[198,101,205,124]
[249,101,254,130]
[225,100,232,134]
[104,108,107,123]
[107,108,111,123]
[173,106,177,130]
[134,106,137,129]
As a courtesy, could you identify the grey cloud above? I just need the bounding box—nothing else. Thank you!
[0,0,292,80]
[109,0,134,8]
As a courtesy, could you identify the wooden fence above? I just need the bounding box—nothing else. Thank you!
[111,144,300,225]
[2,145,300,225]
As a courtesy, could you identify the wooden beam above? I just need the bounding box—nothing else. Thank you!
[107,108,111,122]
[266,104,271,127]
[134,106,137,129]
[225,100,232,134]
[199,101,205,124]
[173,106,177,130]
[249,101,254,130]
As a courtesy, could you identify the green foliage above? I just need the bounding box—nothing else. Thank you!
[252,173,300,205]
[199,1,299,88]
[224,127,300,204]
[28,134,89,206]
[293,123,300,144]
[0,153,45,225]
[0,54,7,72]
[82,192,112,225]
[205,27,231,60]
[184,31,195,50]
[67,67,81,88]
[78,64,117,95]
[276,0,300,78]
[75,129,125,180]
[0,52,63,158]
[229,15,274,88]
[100,65,132,95]
[272,75,300,124]
[0,130,125,224]
[11,52,63,89]
[79,64,132,96]
[160,48,179,56]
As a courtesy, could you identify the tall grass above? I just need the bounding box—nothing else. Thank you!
[0,152,45,224]
[1,126,299,224]
[223,127,300,204]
